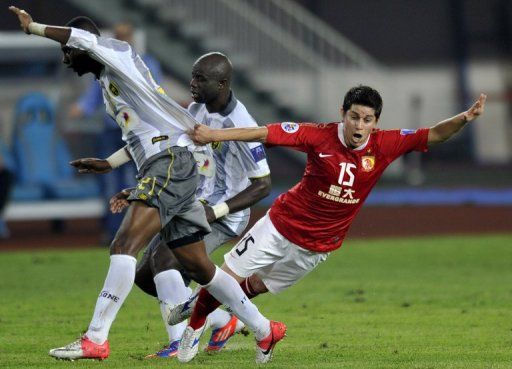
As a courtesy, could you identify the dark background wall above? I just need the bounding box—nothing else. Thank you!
[295,0,512,65]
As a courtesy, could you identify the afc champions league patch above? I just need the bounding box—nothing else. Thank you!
[281,122,299,133]
[109,81,120,96]
[361,156,375,172]
[250,145,266,162]
[400,129,417,135]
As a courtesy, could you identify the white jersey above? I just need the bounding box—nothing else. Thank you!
[189,93,270,234]
[67,28,198,170]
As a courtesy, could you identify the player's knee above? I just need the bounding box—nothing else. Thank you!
[181,260,215,285]
[109,233,140,256]
[151,244,182,274]
[134,269,157,297]
[152,257,181,275]
[248,275,269,294]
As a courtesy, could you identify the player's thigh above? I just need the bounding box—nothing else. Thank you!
[110,201,160,255]
[171,239,216,284]
[223,214,288,279]
[150,237,183,273]
[258,246,329,294]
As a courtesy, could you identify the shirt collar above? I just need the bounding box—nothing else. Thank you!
[218,90,237,117]
[337,122,370,151]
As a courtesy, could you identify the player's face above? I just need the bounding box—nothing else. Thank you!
[190,64,220,104]
[61,46,92,76]
[341,104,378,149]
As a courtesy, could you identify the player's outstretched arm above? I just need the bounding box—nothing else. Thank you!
[427,93,487,146]
[70,146,132,174]
[9,6,71,44]
[70,158,113,174]
[188,124,269,145]
[69,146,132,174]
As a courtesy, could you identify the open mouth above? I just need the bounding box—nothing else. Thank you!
[353,133,363,140]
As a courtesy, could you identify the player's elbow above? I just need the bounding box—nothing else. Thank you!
[427,128,448,146]
[254,175,272,199]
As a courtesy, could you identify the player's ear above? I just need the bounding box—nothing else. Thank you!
[340,108,346,121]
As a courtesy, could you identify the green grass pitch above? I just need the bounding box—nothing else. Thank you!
[0,234,511,368]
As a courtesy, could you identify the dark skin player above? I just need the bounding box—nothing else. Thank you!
[111,53,272,295]
[9,6,220,285]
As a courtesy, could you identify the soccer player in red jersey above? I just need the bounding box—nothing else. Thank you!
[169,85,486,363]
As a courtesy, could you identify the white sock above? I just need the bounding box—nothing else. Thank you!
[207,309,232,330]
[204,267,270,340]
[154,269,191,341]
[86,254,137,344]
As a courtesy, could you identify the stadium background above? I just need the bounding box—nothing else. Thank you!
[0,1,511,368]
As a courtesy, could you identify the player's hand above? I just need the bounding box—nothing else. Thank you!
[463,93,487,122]
[70,158,113,174]
[201,202,216,223]
[188,124,214,145]
[109,189,131,213]
[8,6,33,34]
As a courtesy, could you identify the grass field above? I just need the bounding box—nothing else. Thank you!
[0,234,511,369]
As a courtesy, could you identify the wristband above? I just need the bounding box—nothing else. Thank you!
[28,22,47,37]
[211,202,229,219]
[106,148,131,168]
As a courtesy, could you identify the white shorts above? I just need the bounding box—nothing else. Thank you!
[224,213,329,294]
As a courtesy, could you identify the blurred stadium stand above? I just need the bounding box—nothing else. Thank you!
[0,0,510,242]
[12,92,99,201]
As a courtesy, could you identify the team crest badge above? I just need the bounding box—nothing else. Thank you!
[361,156,375,172]
[109,81,120,96]
[281,122,299,133]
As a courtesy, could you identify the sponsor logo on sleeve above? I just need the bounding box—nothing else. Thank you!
[281,122,299,133]
[151,135,169,144]
[108,81,120,96]
[400,129,417,135]
[250,145,266,162]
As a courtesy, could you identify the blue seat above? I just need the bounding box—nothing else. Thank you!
[11,92,99,201]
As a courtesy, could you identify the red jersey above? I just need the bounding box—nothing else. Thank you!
[266,122,429,253]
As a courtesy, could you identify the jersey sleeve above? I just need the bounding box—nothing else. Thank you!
[265,122,323,152]
[235,141,270,178]
[379,128,429,161]
[229,110,270,178]
[66,28,132,76]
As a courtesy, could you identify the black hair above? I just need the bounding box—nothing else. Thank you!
[65,16,101,36]
[342,85,383,119]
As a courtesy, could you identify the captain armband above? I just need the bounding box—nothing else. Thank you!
[106,147,131,168]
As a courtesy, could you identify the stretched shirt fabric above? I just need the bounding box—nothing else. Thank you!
[266,122,429,253]
[76,54,163,130]
[67,28,198,170]
[189,92,270,234]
